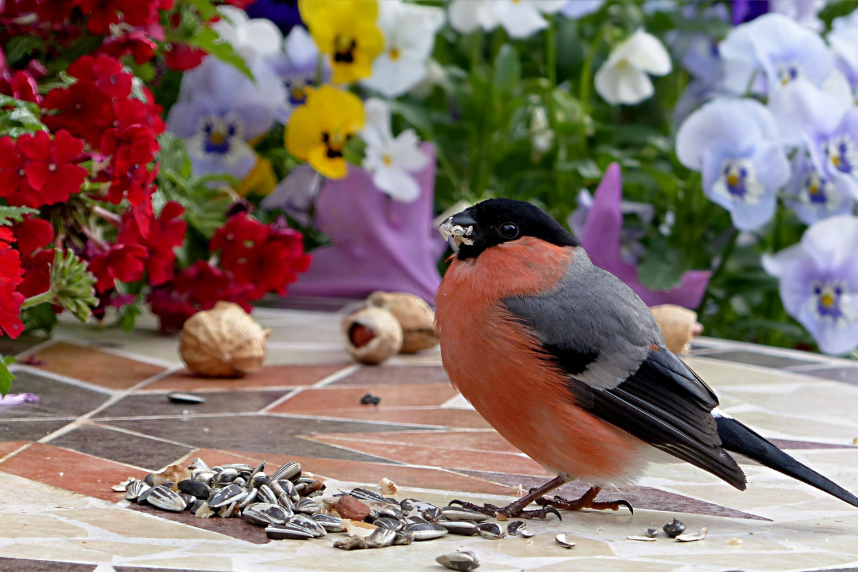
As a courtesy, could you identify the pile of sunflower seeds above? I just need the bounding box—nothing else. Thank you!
[114,457,536,552]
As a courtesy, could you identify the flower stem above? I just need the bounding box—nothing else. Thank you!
[92,205,121,227]
[546,15,557,88]
[578,27,605,155]
[21,290,54,310]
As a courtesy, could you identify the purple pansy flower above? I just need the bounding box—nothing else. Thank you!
[719,13,833,96]
[829,11,858,104]
[771,81,858,201]
[676,97,790,230]
[581,163,711,309]
[732,0,825,29]
[166,57,285,181]
[785,151,854,226]
[764,215,858,355]
[265,26,328,123]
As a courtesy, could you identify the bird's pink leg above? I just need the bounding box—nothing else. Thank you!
[536,485,634,514]
[450,476,566,520]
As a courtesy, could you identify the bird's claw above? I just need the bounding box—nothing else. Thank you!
[537,494,634,514]
[448,500,561,520]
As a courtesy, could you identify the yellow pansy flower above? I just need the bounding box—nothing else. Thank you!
[236,156,277,197]
[286,85,365,179]
[299,0,383,85]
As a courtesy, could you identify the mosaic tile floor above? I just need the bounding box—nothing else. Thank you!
[3,298,858,571]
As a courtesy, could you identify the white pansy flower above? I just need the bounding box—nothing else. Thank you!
[361,99,429,202]
[448,0,567,39]
[212,5,283,60]
[594,29,672,105]
[362,0,445,98]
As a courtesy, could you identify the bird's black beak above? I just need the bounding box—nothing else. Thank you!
[439,211,478,248]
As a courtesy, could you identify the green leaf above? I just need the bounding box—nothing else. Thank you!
[637,237,688,291]
[187,27,253,80]
[492,44,521,92]
[118,303,141,332]
[0,355,14,397]
[5,36,42,66]
[22,302,59,333]
[186,0,220,21]
[0,206,39,226]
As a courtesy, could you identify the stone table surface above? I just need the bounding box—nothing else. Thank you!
[2,297,858,572]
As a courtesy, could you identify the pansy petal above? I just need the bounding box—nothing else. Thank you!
[801,215,858,271]
[762,244,806,278]
[392,130,429,172]
[623,30,672,76]
[493,1,548,39]
[561,0,603,18]
[448,0,485,33]
[373,166,420,202]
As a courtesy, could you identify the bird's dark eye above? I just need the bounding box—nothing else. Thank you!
[499,223,519,239]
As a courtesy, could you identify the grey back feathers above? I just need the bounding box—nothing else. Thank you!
[504,252,660,389]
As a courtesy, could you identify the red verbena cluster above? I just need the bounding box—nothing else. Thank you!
[0,218,55,339]
[148,213,311,331]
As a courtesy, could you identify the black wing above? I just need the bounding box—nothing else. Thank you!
[504,255,746,490]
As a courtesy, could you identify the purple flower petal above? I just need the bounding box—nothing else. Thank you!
[581,163,711,308]
[289,144,445,303]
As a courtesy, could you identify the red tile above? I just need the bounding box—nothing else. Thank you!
[145,364,348,392]
[334,366,450,386]
[191,448,518,496]
[0,443,147,501]
[31,342,165,390]
[293,408,492,429]
[309,435,551,476]
[270,383,459,413]
[0,441,27,459]
[314,430,520,454]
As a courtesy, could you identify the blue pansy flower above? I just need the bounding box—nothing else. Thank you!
[166,57,286,181]
[676,97,790,230]
[764,215,858,355]
[719,13,833,96]
[245,0,303,35]
[785,151,854,225]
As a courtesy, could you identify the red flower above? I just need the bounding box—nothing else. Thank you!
[0,136,26,198]
[11,130,87,207]
[79,0,161,34]
[100,30,158,65]
[28,0,79,24]
[17,249,54,299]
[89,243,148,292]
[0,227,25,338]
[13,217,54,255]
[119,199,187,286]
[147,261,253,331]
[42,80,114,148]
[0,48,40,104]
[0,283,25,339]
[114,94,165,135]
[67,54,133,100]
[164,43,207,72]
[211,214,312,300]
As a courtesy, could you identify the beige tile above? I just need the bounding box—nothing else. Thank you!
[0,514,88,538]
[46,508,226,540]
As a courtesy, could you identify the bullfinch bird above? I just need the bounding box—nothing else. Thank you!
[435,198,858,519]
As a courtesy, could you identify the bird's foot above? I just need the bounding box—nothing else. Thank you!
[535,486,634,514]
[448,499,563,520]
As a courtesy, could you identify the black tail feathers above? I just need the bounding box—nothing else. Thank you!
[716,415,858,508]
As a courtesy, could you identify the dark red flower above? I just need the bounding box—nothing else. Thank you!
[12,217,54,255]
[119,199,186,286]
[0,69,40,104]
[12,130,87,207]
[28,0,79,24]
[99,30,158,65]
[42,80,114,148]
[211,214,311,300]
[79,0,161,34]
[17,249,54,299]
[114,94,165,135]
[89,243,148,292]
[147,261,253,331]
[164,43,207,72]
